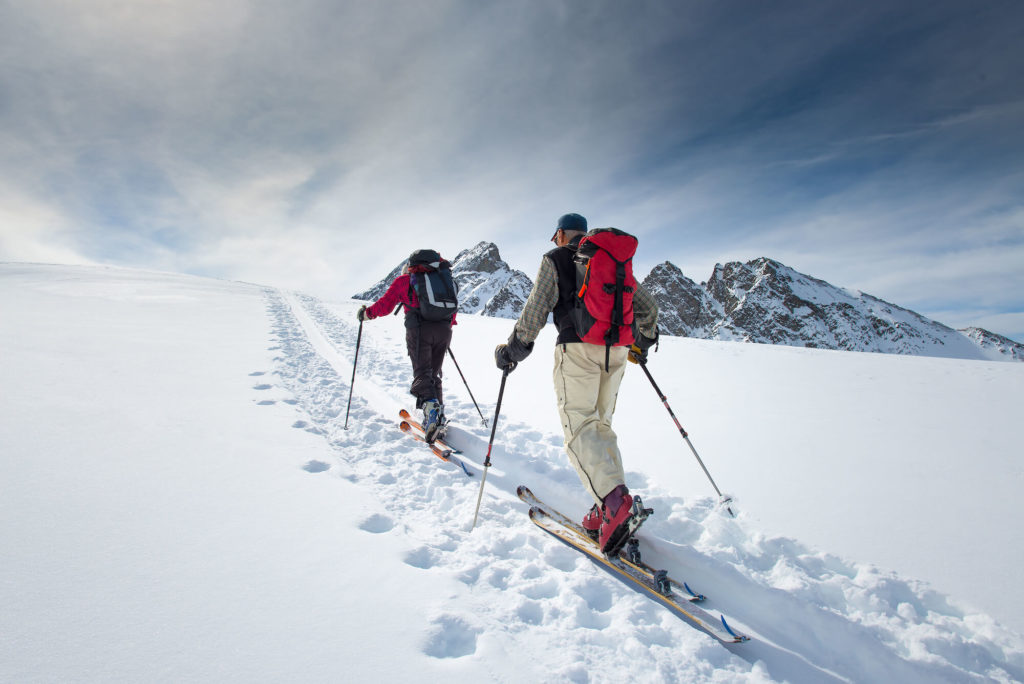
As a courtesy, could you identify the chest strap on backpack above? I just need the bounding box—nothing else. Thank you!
[601,257,631,372]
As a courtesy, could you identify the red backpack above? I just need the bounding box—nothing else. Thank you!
[571,228,638,369]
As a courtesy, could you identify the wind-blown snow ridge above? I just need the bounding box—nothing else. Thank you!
[265,289,1024,683]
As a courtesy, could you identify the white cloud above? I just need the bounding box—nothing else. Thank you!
[0,192,94,266]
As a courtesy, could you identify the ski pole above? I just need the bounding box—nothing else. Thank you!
[343,317,364,430]
[471,368,509,530]
[447,347,489,428]
[638,361,735,517]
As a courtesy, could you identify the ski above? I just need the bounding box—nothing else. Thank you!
[516,486,705,601]
[526,506,749,644]
[399,421,473,477]
[398,409,461,453]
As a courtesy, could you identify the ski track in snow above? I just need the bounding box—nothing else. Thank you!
[261,290,1023,684]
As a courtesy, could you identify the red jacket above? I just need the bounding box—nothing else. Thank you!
[365,273,457,324]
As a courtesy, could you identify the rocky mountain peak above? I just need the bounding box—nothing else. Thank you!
[641,262,720,338]
[451,242,505,274]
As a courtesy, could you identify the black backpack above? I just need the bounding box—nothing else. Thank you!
[407,249,459,322]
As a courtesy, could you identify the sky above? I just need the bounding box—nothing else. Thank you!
[1,0,1023,340]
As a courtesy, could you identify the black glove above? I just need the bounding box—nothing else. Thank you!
[494,344,517,372]
[628,329,658,365]
[357,305,368,322]
[495,331,534,372]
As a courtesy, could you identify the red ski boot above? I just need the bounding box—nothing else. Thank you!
[598,485,651,556]
[581,504,601,542]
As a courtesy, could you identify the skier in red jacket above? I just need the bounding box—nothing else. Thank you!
[358,250,458,441]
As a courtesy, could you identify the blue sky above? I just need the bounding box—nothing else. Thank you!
[1,0,1022,340]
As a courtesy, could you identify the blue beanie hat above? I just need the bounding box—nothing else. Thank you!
[557,213,587,233]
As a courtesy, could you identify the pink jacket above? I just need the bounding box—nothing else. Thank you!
[365,274,457,324]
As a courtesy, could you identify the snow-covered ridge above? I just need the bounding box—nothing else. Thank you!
[959,326,1024,362]
[449,242,533,318]
[644,257,1024,362]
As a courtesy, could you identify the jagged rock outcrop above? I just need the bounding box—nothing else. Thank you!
[449,242,533,318]
[958,327,1024,362]
[643,257,1020,361]
[640,262,721,338]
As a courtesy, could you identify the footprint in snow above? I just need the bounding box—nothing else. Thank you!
[516,600,544,625]
[249,371,266,376]
[253,384,272,390]
[422,615,479,659]
[302,460,330,473]
[358,514,395,534]
[403,547,437,569]
[522,578,559,600]
[257,400,276,406]
[575,581,613,612]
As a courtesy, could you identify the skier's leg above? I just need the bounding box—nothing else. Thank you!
[553,343,626,505]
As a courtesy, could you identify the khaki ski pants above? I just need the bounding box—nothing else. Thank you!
[553,343,629,504]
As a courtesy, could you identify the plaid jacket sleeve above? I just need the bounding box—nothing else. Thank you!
[513,256,559,344]
[631,281,659,340]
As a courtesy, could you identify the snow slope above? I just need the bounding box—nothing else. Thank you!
[2,263,1022,683]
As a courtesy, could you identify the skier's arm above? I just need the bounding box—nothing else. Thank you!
[632,282,659,346]
[495,257,558,370]
[512,257,558,345]
[365,274,411,319]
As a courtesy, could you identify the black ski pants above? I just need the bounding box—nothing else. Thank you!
[405,316,452,408]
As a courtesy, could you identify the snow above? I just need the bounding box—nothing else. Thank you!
[2,263,1023,683]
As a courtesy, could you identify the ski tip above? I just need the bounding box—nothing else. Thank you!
[720,615,750,643]
[516,485,532,498]
[399,421,412,432]
[683,582,706,602]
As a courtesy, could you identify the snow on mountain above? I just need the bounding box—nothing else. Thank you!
[640,261,723,338]
[959,326,1024,362]
[352,242,533,319]
[449,241,533,318]
[3,263,1024,683]
[644,257,1022,361]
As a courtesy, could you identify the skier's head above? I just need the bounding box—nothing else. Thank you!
[552,213,587,244]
